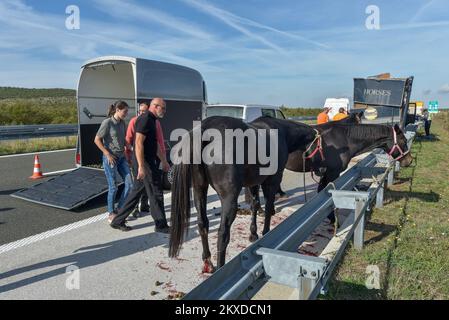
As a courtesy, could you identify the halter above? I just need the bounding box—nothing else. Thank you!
[388,127,409,161]
[304,129,325,161]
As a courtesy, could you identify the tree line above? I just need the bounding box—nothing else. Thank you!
[0,87,321,125]
[0,87,76,99]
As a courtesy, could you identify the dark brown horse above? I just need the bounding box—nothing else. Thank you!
[168,116,319,272]
[283,122,413,223]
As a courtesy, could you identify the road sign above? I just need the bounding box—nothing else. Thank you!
[428,100,439,113]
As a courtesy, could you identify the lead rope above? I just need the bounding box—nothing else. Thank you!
[327,182,339,236]
[302,129,322,203]
[302,152,307,202]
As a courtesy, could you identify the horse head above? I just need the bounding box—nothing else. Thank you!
[386,124,413,167]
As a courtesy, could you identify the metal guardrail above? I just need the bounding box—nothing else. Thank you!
[287,116,316,121]
[184,127,418,300]
[0,124,78,140]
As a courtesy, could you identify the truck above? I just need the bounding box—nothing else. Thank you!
[352,75,414,128]
[323,98,350,120]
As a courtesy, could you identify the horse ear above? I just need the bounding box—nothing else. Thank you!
[394,123,401,133]
[358,111,364,118]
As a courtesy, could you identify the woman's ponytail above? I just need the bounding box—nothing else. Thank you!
[107,104,116,117]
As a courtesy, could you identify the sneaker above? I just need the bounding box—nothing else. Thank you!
[111,223,133,232]
[107,212,117,224]
[155,225,170,234]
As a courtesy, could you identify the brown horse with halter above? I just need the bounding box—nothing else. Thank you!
[282,120,413,224]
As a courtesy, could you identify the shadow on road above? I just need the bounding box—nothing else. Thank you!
[0,189,23,196]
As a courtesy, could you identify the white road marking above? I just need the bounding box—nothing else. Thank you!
[43,168,77,176]
[0,148,76,159]
[0,189,215,255]
[0,213,109,255]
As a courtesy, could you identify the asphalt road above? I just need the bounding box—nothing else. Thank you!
[0,149,109,245]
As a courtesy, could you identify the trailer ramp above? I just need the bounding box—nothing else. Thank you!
[11,167,121,210]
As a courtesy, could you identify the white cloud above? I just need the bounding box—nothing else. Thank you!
[92,0,214,40]
[438,84,449,94]
[180,0,288,54]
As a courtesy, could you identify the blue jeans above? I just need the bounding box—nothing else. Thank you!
[103,155,133,214]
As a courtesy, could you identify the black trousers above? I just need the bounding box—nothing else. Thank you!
[112,157,168,228]
[424,119,432,136]
[130,165,149,210]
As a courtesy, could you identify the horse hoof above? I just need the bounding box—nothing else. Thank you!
[249,234,259,242]
[202,261,216,274]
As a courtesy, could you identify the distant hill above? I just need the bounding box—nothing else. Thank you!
[0,87,76,99]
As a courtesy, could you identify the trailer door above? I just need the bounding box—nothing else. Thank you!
[11,167,120,210]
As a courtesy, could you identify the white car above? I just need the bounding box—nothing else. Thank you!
[206,104,286,122]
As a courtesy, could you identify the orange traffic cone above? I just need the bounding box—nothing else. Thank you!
[30,154,44,179]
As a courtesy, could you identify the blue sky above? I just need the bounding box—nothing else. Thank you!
[0,0,448,107]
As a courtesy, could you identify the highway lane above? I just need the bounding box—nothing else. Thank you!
[0,149,109,245]
[0,148,320,247]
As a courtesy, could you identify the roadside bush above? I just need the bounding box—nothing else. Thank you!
[0,97,77,125]
[0,87,75,99]
[280,106,321,117]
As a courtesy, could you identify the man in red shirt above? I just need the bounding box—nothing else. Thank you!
[125,102,167,217]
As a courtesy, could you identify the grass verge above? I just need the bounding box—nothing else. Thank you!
[326,112,449,299]
[0,136,77,156]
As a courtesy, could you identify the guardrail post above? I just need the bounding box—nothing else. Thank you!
[353,198,367,250]
[375,180,385,208]
[387,168,394,186]
[297,273,316,300]
[256,248,327,300]
[328,190,369,251]
[394,161,400,173]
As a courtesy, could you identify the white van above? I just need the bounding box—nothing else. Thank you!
[206,104,286,122]
[323,98,350,120]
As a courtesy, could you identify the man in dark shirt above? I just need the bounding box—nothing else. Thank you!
[111,98,170,233]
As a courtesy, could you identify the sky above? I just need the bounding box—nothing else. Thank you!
[0,0,448,107]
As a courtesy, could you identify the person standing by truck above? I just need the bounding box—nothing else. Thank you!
[125,102,167,217]
[94,100,133,223]
[332,107,348,121]
[111,98,170,233]
[317,107,330,124]
[422,108,432,137]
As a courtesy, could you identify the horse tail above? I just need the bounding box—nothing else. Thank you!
[169,127,199,258]
[169,162,192,257]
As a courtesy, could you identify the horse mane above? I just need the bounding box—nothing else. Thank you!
[343,124,391,140]
[257,115,311,128]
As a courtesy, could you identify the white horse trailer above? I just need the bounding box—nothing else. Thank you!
[77,56,206,166]
[12,56,207,210]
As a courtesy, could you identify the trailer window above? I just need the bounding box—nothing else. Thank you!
[276,110,285,119]
[262,109,275,118]
[206,106,244,119]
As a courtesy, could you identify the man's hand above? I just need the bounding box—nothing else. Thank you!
[105,153,117,166]
[162,160,170,173]
[137,166,146,180]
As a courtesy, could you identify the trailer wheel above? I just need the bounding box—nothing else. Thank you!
[162,166,174,190]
